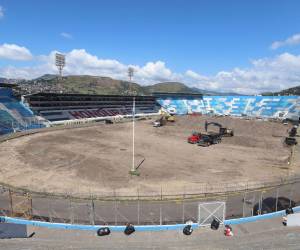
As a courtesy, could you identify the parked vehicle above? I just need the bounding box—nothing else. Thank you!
[253,197,296,215]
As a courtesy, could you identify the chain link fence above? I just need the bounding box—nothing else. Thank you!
[0,178,299,225]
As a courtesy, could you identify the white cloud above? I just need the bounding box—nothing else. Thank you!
[1,46,300,94]
[60,32,73,39]
[0,43,33,61]
[270,33,300,50]
[134,61,177,82]
[0,6,4,19]
[186,53,300,94]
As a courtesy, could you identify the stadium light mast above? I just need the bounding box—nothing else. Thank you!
[55,53,66,78]
[128,67,139,176]
[128,67,134,82]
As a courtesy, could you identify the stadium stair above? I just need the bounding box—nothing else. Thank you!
[0,88,44,135]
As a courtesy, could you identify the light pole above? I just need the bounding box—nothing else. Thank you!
[128,67,139,176]
[55,53,65,79]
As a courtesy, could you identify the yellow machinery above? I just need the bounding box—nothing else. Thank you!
[159,109,175,122]
[153,109,175,127]
[166,114,175,122]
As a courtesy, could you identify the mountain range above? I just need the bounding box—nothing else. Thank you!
[9,74,241,96]
[1,74,299,96]
[262,86,300,96]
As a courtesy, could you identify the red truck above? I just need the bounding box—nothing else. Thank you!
[187,132,202,144]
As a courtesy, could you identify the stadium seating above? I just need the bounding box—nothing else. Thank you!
[157,95,300,119]
[2,86,300,135]
[0,110,16,134]
[0,88,44,135]
[24,93,160,122]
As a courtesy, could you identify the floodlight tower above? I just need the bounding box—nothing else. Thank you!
[55,53,66,78]
[128,67,134,82]
[128,67,139,176]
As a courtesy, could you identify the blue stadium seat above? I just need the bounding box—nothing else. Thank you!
[0,88,44,134]
[157,95,300,118]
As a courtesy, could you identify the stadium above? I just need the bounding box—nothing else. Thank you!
[1,77,300,250]
[2,1,300,248]
[1,85,300,194]
[0,82,300,224]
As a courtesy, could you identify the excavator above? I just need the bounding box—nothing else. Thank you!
[160,109,175,122]
[205,121,234,137]
[153,109,175,127]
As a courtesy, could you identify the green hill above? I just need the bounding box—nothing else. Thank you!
[18,74,241,95]
[144,82,241,95]
[144,82,196,94]
[23,75,146,95]
[265,86,300,96]
[57,75,145,95]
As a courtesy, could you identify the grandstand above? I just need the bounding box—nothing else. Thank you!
[156,94,300,120]
[1,84,300,135]
[1,87,300,236]
[153,92,204,114]
[24,93,160,122]
[0,85,44,135]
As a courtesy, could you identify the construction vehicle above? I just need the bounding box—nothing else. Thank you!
[197,133,222,147]
[166,114,175,122]
[289,125,298,137]
[253,197,296,215]
[187,120,228,146]
[205,121,234,137]
[153,116,166,127]
[153,109,175,127]
[188,132,202,144]
[285,137,298,146]
[160,109,175,122]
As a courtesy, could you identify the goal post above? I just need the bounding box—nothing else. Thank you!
[198,201,226,226]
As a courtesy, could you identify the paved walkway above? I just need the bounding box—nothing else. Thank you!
[1,218,300,249]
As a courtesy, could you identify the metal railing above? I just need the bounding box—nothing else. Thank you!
[0,178,299,225]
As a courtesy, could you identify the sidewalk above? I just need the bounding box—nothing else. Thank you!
[0,217,300,249]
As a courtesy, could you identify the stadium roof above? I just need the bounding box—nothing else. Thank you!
[0,83,19,88]
[26,92,156,98]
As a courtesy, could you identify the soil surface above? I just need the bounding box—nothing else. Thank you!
[0,115,298,196]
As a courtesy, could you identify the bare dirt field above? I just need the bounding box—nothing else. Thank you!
[0,115,298,197]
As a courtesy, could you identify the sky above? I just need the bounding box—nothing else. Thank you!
[1,0,300,94]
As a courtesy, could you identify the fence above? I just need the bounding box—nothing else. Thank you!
[0,178,299,226]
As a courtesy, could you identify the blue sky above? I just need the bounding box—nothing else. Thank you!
[1,0,300,94]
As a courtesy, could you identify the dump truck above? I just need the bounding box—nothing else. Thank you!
[285,137,298,146]
[197,133,222,147]
[289,125,298,137]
